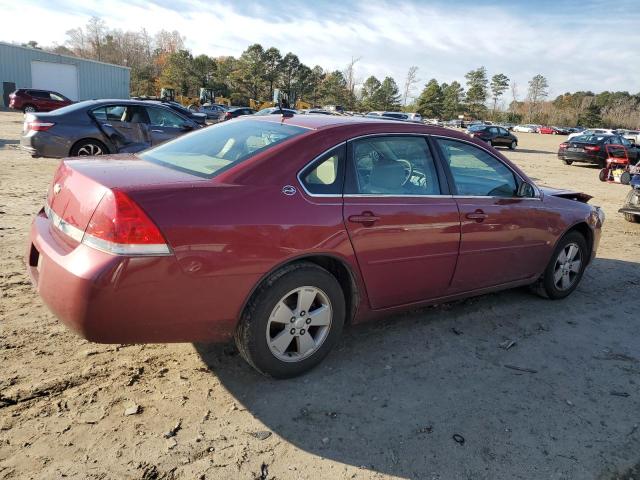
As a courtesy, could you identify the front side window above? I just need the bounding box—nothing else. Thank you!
[139,119,307,178]
[147,107,186,128]
[347,136,441,195]
[300,144,345,195]
[436,138,518,197]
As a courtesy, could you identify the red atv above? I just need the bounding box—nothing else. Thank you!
[599,144,633,184]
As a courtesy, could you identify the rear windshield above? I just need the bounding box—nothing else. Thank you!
[572,135,605,143]
[139,119,307,178]
[468,124,487,131]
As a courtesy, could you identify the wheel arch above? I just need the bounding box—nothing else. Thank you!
[69,137,111,156]
[561,221,594,261]
[238,253,363,326]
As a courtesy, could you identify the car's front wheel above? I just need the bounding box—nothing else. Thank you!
[235,262,345,378]
[509,140,517,150]
[532,231,588,299]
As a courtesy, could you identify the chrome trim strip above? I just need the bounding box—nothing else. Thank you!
[45,203,171,256]
[343,194,454,199]
[44,204,84,242]
[82,234,171,256]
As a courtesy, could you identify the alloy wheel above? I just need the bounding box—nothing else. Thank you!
[553,242,582,291]
[77,143,104,156]
[24,106,36,112]
[266,286,332,362]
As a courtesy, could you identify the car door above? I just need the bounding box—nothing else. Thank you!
[497,127,511,146]
[618,136,639,163]
[91,105,150,151]
[145,106,192,145]
[433,137,552,292]
[343,135,461,309]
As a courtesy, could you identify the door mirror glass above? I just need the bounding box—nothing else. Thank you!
[517,181,536,198]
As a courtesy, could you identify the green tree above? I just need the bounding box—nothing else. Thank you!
[416,79,443,118]
[490,73,509,114]
[527,74,549,122]
[279,53,301,101]
[378,77,402,110]
[158,49,194,95]
[464,67,488,118]
[578,103,602,127]
[262,47,282,100]
[234,43,266,100]
[192,54,216,88]
[360,75,382,111]
[441,81,465,119]
[318,70,349,106]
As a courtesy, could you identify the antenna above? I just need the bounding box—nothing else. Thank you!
[274,89,293,118]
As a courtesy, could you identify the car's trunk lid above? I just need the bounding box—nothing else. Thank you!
[46,154,209,237]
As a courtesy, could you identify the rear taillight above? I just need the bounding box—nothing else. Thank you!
[559,143,568,149]
[27,122,55,131]
[83,190,170,255]
[224,112,232,120]
[584,145,600,152]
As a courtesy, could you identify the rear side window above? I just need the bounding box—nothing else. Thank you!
[29,90,49,99]
[436,138,517,197]
[300,144,345,195]
[139,119,307,178]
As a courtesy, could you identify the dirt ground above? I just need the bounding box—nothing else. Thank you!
[0,110,639,480]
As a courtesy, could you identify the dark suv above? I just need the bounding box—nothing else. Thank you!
[8,89,73,113]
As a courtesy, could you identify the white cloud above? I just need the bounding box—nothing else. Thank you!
[2,0,639,98]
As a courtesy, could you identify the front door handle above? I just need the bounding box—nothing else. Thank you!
[151,129,163,133]
[348,212,380,225]
[466,209,488,222]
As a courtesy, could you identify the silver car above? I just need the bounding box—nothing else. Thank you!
[20,99,202,158]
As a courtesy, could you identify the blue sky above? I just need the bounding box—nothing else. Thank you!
[2,0,639,102]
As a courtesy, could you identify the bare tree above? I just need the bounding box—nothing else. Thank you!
[403,65,420,106]
[343,56,362,96]
[509,80,518,113]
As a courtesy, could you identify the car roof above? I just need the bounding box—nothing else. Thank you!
[241,112,453,132]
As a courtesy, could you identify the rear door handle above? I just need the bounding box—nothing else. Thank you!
[348,212,380,225]
[151,129,163,133]
[466,209,488,222]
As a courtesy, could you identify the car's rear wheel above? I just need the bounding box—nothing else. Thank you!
[561,158,573,165]
[509,140,517,150]
[70,139,108,157]
[532,231,588,299]
[23,104,36,113]
[235,262,345,378]
[624,213,639,223]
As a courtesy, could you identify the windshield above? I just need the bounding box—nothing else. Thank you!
[468,124,486,132]
[139,119,307,178]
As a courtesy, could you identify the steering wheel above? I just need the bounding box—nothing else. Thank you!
[396,159,413,185]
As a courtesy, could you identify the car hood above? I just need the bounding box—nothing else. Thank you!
[539,186,592,203]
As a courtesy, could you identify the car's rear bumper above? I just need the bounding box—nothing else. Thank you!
[20,131,72,158]
[558,152,601,164]
[27,211,249,344]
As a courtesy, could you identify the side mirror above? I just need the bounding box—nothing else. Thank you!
[517,181,536,198]
[180,123,193,131]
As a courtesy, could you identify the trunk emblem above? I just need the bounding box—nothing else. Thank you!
[53,183,62,195]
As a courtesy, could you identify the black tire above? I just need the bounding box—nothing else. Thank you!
[598,169,608,182]
[69,139,109,157]
[23,104,37,113]
[509,140,517,150]
[235,262,345,378]
[620,171,631,185]
[561,158,573,165]
[531,231,588,300]
[624,213,639,223]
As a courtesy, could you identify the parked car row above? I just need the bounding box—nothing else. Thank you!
[558,133,639,168]
[465,124,518,149]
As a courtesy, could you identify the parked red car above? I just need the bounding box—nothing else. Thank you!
[539,126,555,135]
[27,115,604,377]
[9,89,73,113]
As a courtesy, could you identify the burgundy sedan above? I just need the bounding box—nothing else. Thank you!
[27,115,604,378]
